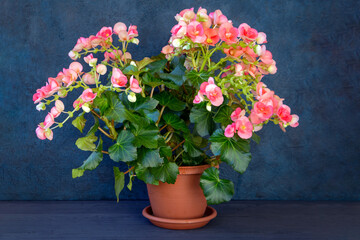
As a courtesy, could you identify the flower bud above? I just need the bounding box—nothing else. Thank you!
[68,51,79,60]
[130,38,139,45]
[36,102,46,111]
[128,92,137,102]
[82,103,91,113]
[206,102,212,112]
[96,64,107,75]
[55,100,65,112]
[58,89,68,98]
[130,61,137,67]
[89,58,98,67]
[172,39,181,48]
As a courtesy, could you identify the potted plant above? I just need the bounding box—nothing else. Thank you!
[33,7,299,230]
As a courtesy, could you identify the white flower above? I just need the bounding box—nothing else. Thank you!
[36,102,46,111]
[206,102,212,112]
[128,92,137,102]
[82,103,91,113]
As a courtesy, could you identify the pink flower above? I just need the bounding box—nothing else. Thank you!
[231,107,245,122]
[256,32,267,44]
[113,22,127,34]
[55,100,65,112]
[260,50,274,65]
[277,105,292,123]
[161,45,174,55]
[204,28,219,46]
[96,64,107,75]
[84,54,97,66]
[83,73,96,85]
[250,109,264,125]
[44,113,55,128]
[69,62,83,74]
[234,64,243,76]
[219,22,239,44]
[50,107,61,118]
[235,116,253,139]
[193,92,204,104]
[89,35,102,48]
[209,10,228,26]
[36,125,46,140]
[111,68,128,87]
[289,114,299,127]
[204,77,224,106]
[62,68,78,87]
[129,76,142,93]
[171,21,187,38]
[187,21,206,43]
[238,23,258,42]
[224,123,236,138]
[176,8,196,22]
[68,51,77,60]
[80,88,97,103]
[73,99,83,109]
[128,25,138,39]
[96,27,113,40]
[221,66,232,78]
[254,102,273,120]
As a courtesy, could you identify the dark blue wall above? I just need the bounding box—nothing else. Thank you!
[1,0,359,200]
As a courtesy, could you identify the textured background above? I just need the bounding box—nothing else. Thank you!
[0,0,359,201]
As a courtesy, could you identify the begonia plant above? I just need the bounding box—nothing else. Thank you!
[33,7,299,204]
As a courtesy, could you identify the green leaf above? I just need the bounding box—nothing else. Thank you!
[142,73,163,88]
[163,113,189,133]
[200,167,234,205]
[122,65,139,75]
[151,160,179,184]
[72,113,86,133]
[142,109,159,123]
[154,91,186,111]
[113,167,125,202]
[72,138,103,178]
[135,164,159,185]
[93,95,109,114]
[120,93,159,111]
[146,59,167,73]
[108,130,137,163]
[136,57,155,70]
[182,152,204,166]
[158,138,172,158]
[75,133,98,151]
[185,70,211,88]
[214,105,233,126]
[251,133,261,144]
[127,174,134,191]
[87,117,99,136]
[210,129,251,174]
[131,121,159,149]
[103,92,127,123]
[184,135,202,157]
[190,103,216,137]
[138,148,164,168]
[158,64,186,86]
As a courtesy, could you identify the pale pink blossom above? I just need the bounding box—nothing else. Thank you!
[234,64,243,76]
[256,32,267,44]
[260,50,274,65]
[224,123,236,138]
[187,21,206,43]
[113,22,127,34]
[193,92,204,104]
[50,107,61,118]
[128,25,138,39]
[235,116,253,139]
[62,68,78,86]
[289,114,299,127]
[84,54,97,65]
[36,125,46,140]
[96,64,107,75]
[73,99,83,109]
[44,113,55,128]
[44,128,53,141]
[161,45,174,55]
[121,52,132,62]
[238,23,258,42]
[219,22,239,44]
[111,68,128,87]
[83,73,96,85]
[68,51,77,60]
[80,88,97,103]
[89,35,102,48]
[55,100,65,112]
[171,21,187,38]
[250,109,264,125]
[129,76,142,93]
[69,62,83,74]
[96,27,113,40]
[204,28,219,46]
[209,10,228,26]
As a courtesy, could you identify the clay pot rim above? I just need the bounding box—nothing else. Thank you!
[142,205,217,224]
[178,164,216,175]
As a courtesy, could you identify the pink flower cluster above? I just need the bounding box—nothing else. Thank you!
[193,77,224,106]
[111,68,142,93]
[225,108,253,139]
[73,88,97,109]
[69,22,138,60]
[33,62,83,104]
[36,100,65,140]
[165,7,276,76]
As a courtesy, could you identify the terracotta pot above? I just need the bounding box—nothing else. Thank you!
[146,164,211,219]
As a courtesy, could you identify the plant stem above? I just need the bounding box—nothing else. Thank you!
[98,126,115,140]
[102,150,109,154]
[155,105,166,126]
[124,166,134,175]
[171,139,185,152]
[174,150,185,161]
[159,124,167,131]
[150,87,155,98]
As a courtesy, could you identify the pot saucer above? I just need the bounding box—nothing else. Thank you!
[142,205,217,230]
